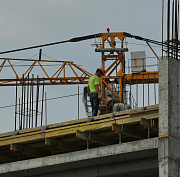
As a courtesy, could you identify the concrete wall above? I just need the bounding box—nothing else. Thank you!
[0,138,158,177]
[159,57,180,177]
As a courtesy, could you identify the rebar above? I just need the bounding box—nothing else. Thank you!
[35,75,39,127]
[15,76,18,131]
[41,78,45,126]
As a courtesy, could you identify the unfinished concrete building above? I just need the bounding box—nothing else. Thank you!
[0,57,179,177]
[0,2,180,174]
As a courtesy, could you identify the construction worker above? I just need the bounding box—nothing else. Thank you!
[88,67,105,116]
[106,97,131,112]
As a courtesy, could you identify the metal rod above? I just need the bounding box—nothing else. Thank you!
[87,139,89,150]
[143,73,144,107]
[15,76,18,131]
[78,86,79,119]
[136,74,138,107]
[35,75,39,127]
[39,49,42,61]
[32,74,34,128]
[177,0,179,59]
[21,75,24,130]
[23,76,26,129]
[154,71,156,105]
[130,76,132,108]
[41,78,45,126]
[178,0,179,40]
[172,0,175,58]
[119,133,122,144]
[45,92,47,125]
[123,74,126,109]
[148,72,150,106]
[26,73,29,129]
[19,98,20,130]
[175,0,178,59]
[167,0,171,58]
[162,0,164,58]
[29,76,32,128]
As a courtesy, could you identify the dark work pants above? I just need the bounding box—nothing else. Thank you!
[90,92,99,116]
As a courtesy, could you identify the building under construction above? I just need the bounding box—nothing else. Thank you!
[0,1,180,176]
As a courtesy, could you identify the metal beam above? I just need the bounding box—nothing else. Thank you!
[10,143,44,157]
[140,118,158,130]
[76,130,113,145]
[95,48,128,52]
[112,123,145,140]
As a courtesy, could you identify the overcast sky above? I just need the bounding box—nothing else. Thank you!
[0,0,162,133]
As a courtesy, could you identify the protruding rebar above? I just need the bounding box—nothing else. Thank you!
[45,92,47,125]
[32,74,34,128]
[35,75,39,127]
[162,0,164,58]
[15,76,18,131]
[19,98,21,130]
[167,0,170,58]
[21,75,24,130]
[23,76,26,129]
[41,78,45,126]
[26,73,29,129]
[78,86,79,119]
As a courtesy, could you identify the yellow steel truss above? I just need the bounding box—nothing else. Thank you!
[0,32,159,106]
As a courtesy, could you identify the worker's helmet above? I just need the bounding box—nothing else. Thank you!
[97,67,105,75]
[105,97,112,105]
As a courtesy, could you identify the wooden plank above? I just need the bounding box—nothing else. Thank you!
[76,130,113,145]
[0,105,158,139]
[140,118,158,130]
[0,132,45,147]
[10,144,45,157]
[0,108,158,147]
[112,123,145,140]
[45,111,158,138]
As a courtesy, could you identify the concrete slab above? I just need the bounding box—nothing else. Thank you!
[0,138,158,177]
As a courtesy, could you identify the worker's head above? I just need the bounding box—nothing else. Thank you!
[96,67,105,77]
[106,97,113,107]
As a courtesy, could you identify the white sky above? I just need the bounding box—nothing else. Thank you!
[0,0,162,133]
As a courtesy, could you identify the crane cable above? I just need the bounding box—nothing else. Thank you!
[0,33,100,55]
[0,32,175,55]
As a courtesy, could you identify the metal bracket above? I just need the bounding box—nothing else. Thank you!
[86,118,94,123]
[41,125,49,131]
[12,131,19,137]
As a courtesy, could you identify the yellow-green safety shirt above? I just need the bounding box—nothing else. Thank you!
[88,75,100,93]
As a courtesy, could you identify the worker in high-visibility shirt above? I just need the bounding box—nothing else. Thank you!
[88,67,105,116]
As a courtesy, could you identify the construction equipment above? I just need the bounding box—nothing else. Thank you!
[0,30,159,120]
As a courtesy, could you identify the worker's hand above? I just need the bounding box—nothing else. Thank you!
[98,94,102,99]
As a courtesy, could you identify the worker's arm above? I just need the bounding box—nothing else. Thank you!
[95,84,102,99]
[95,84,100,95]
[94,76,101,99]
[87,85,90,96]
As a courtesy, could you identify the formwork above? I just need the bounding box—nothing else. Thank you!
[0,104,158,164]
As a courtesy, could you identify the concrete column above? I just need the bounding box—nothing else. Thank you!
[159,57,180,177]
